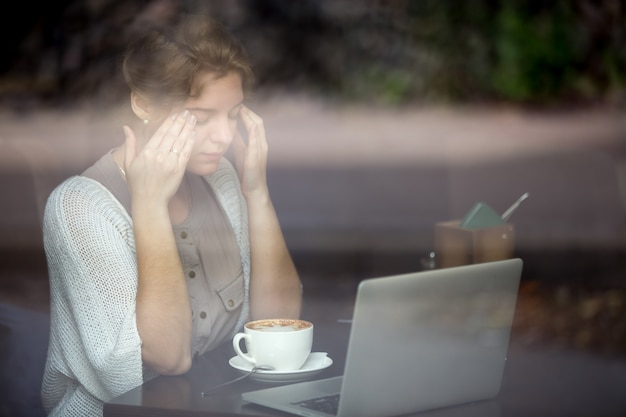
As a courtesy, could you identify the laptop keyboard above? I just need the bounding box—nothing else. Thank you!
[292,394,340,415]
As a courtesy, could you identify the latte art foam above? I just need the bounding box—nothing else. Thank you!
[257,325,300,332]
[247,319,312,332]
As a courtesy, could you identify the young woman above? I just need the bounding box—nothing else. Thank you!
[41,14,302,416]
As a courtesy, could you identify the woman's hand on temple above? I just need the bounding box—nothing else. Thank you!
[234,106,302,319]
[123,111,196,205]
[232,106,269,199]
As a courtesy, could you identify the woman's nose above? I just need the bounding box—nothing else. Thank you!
[209,117,234,144]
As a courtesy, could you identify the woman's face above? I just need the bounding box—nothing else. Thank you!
[176,71,244,177]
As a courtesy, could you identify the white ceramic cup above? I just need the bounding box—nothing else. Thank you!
[232,318,313,371]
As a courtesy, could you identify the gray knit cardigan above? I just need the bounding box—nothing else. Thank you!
[41,159,250,417]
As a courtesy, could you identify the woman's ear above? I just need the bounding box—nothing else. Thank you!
[130,91,152,122]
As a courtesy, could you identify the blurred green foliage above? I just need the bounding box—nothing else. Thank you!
[333,0,625,106]
[1,0,624,107]
[493,1,589,102]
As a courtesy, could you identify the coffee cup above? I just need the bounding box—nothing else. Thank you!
[232,318,313,371]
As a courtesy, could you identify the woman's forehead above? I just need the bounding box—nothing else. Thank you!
[187,71,244,108]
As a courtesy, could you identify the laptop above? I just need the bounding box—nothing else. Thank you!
[242,258,523,417]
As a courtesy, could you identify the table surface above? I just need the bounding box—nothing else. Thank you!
[104,316,626,417]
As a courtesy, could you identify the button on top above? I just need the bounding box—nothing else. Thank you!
[188,270,196,278]
[227,299,235,308]
[180,231,188,239]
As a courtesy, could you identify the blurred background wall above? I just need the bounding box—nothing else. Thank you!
[0,0,625,303]
[0,0,626,303]
[0,0,625,301]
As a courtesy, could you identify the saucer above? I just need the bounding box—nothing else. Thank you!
[229,352,333,383]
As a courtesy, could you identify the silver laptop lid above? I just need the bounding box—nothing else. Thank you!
[337,258,522,417]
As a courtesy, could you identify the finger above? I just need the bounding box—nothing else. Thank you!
[158,110,191,154]
[123,125,137,171]
[240,107,261,153]
[232,129,247,174]
[169,113,197,157]
[240,106,262,135]
[242,106,267,140]
[241,105,262,123]
[240,106,268,161]
[232,128,246,156]
[178,129,196,165]
[142,113,177,150]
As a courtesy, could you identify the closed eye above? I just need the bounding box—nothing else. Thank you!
[194,113,212,125]
[186,103,243,124]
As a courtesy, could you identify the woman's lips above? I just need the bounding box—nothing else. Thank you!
[200,152,222,161]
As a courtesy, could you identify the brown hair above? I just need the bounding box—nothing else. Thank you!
[123,14,254,108]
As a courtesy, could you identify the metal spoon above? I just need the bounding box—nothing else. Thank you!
[201,364,274,397]
[501,192,529,222]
